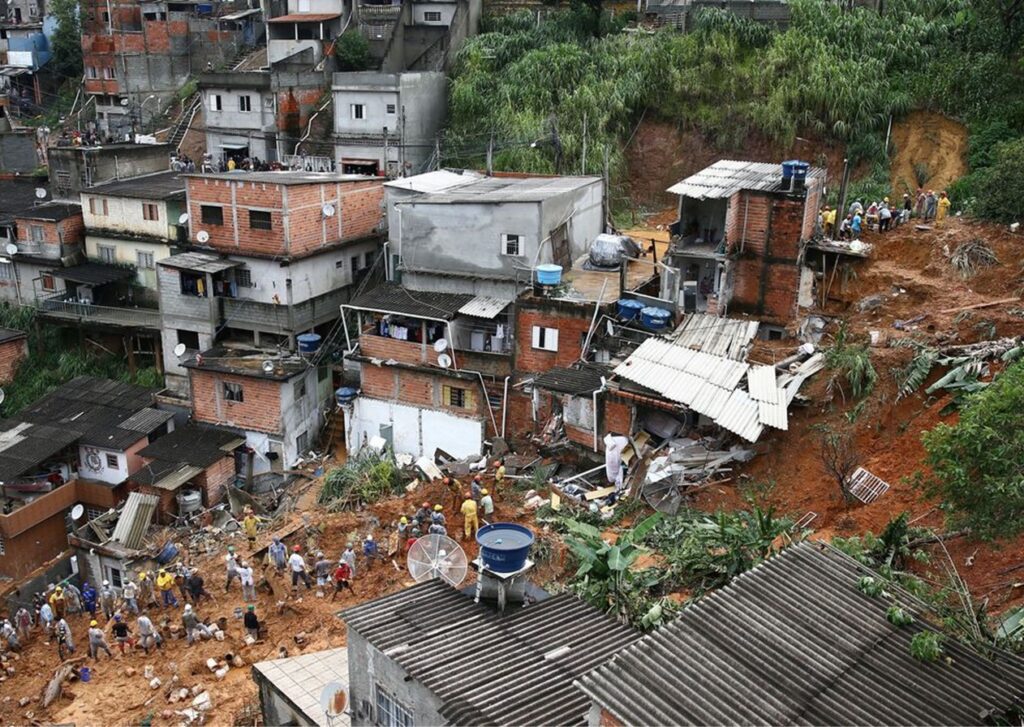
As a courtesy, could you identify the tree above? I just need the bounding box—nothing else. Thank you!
[334,30,370,72]
[816,425,860,503]
[49,0,83,81]
[973,138,1024,223]
[919,360,1024,539]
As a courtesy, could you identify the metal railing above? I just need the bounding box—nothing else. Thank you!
[37,293,162,328]
[220,287,349,332]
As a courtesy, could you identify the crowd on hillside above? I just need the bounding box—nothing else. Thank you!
[820,188,952,240]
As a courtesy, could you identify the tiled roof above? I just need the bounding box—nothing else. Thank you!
[252,648,350,727]
[136,423,243,471]
[577,542,1024,726]
[342,580,640,726]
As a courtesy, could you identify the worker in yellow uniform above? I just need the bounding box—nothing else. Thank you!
[493,460,506,492]
[936,191,951,226]
[156,568,178,608]
[460,493,479,541]
[242,509,262,550]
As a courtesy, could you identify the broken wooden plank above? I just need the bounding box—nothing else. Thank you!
[584,486,616,501]
[549,491,561,511]
[939,297,1019,314]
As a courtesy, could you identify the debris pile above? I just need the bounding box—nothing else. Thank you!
[644,439,755,514]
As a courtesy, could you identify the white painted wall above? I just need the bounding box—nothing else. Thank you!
[85,235,174,291]
[80,193,179,241]
[278,366,324,467]
[233,241,378,304]
[346,396,483,458]
[78,444,129,484]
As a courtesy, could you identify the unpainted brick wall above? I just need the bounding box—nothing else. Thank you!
[0,338,28,385]
[194,455,235,506]
[359,364,484,418]
[515,304,595,374]
[190,369,283,434]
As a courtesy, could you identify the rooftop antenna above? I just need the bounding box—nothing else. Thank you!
[70,504,85,521]
[407,533,468,587]
[321,203,336,218]
[34,187,46,199]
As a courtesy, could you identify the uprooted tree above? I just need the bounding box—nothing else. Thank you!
[815,424,860,504]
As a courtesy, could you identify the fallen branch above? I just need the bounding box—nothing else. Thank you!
[40,657,86,708]
[939,297,1019,314]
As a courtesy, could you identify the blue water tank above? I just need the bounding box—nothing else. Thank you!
[476,523,535,572]
[157,541,178,564]
[297,333,322,355]
[335,387,357,406]
[618,298,645,320]
[535,264,563,286]
[641,306,671,330]
[781,160,797,180]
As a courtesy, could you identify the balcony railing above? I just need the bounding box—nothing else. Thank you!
[220,287,348,333]
[358,4,402,20]
[37,293,161,329]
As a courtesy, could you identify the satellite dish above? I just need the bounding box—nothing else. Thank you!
[433,338,448,353]
[319,682,348,718]
[34,187,46,199]
[321,203,336,218]
[436,353,452,369]
[70,504,85,521]
[196,230,210,244]
[261,360,275,373]
[173,343,187,358]
[0,388,6,406]
[407,534,468,587]
[120,98,129,106]
[178,213,189,225]
[4,243,17,256]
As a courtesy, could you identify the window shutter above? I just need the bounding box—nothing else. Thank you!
[442,385,451,406]
[531,326,541,349]
[547,328,559,351]
[465,388,476,410]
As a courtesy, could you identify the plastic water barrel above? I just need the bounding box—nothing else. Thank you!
[791,160,810,185]
[157,541,179,565]
[618,298,645,320]
[80,666,91,683]
[177,489,202,515]
[476,523,535,572]
[297,333,322,355]
[641,306,671,330]
[781,160,797,181]
[535,264,563,286]
[335,387,357,406]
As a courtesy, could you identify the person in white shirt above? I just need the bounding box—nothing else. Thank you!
[288,547,311,591]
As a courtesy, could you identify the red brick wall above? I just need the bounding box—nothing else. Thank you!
[0,337,27,385]
[504,389,541,441]
[194,456,235,506]
[727,192,771,254]
[801,178,823,240]
[359,364,485,418]
[190,369,283,434]
[515,304,597,374]
[599,707,624,727]
[0,512,68,580]
[604,398,632,436]
[729,196,804,322]
[137,483,177,522]
[16,213,84,250]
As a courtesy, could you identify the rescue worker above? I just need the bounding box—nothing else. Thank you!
[55,617,74,660]
[238,561,256,602]
[404,528,420,556]
[121,578,139,614]
[493,460,506,490]
[268,537,287,572]
[14,607,31,643]
[2,619,20,652]
[181,604,211,645]
[63,582,83,615]
[442,476,461,508]
[99,580,116,621]
[471,475,483,503]
[87,619,111,660]
[288,546,312,590]
[39,601,54,636]
[479,488,495,523]
[186,568,212,603]
[428,522,448,536]
[137,611,160,654]
[460,493,479,540]
[397,516,409,539]
[137,571,157,610]
[362,535,379,570]
[225,546,241,592]
[48,586,66,620]
[925,190,938,220]
[937,191,951,225]
[431,504,446,526]
[242,509,262,550]
[156,569,178,608]
[110,613,133,654]
[313,552,333,592]
[341,544,356,577]
[413,502,432,528]
[243,604,260,640]
[330,560,354,601]
[81,581,97,617]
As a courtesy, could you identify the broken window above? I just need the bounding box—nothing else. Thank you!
[531,325,558,352]
[501,233,522,256]
[223,382,244,402]
[293,378,306,400]
[200,205,223,226]
[249,210,272,231]
[563,395,594,430]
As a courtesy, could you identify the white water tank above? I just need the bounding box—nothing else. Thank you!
[177,489,202,514]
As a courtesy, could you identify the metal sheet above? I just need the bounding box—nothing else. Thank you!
[109,491,159,550]
[747,365,780,404]
[457,296,509,320]
[758,397,788,431]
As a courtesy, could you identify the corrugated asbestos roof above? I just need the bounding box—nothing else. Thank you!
[669,314,759,361]
[666,160,825,200]
[533,366,606,395]
[136,424,243,472]
[0,420,80,481]
[347,283,474,321]
[409,175,601,204]
[576,542,1024,726]
[109,492,159,550]
[342,580,640,726]
[158,252,243,274]
[457,295,510,319]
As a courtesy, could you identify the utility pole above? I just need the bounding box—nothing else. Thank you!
[383,126,389,178]
[581,111,587,175]
[836,155,851,223]
[602,145,610,232]
[486,132,493,176]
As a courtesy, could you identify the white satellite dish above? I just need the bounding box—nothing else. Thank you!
[70,504,85,521]
[4,243,17,256]
[34,187,46,199]
[322,203,336,218]
[173,343,187,358]
[178,213,189,225]
[196,230,210,244]
[319,682,348,719]
[261,360,275,374]
[0,388,6,406]
[407,534,468,587]
[436,353,452,369]
[433,338,448,353]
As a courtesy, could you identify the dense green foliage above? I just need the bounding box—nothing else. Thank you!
[318,449,405,510]
[0,305,161,415]
[970,138,1024,221]
[49,0,83,81]
[919,361,1024,539]
[334,30,371,72]
[825,323,877,400]
[445,0,1024,218]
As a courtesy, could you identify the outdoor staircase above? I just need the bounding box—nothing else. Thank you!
[167,94,201,152]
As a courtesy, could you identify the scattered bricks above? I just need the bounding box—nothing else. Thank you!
[205,658,218,673]
[124,667,136,677]
[18,697,30,707]
[150,677,162,690]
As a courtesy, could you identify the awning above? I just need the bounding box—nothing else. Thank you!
[51,262,135,286]
[219,8,260,20]
[158,252,242,274]
[267,12,338,22]
[149,464,204,491]
[458,296,509,320]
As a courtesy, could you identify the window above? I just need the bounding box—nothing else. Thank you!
[98,245,116,263]
[350,104,365,120]
[296,431,308,454]
[501,233,522,256]
[29,225,44,242]
[363,252,373,269]
[223,382,244,402]
[386,103,396,114]
[563,395,594,430]
[136,250,154,269]
[41,273,55,291]
[101,9,109,22]
[375,686,412,727]
[85,506,105,522]
[236,268,253,288]
[209,94,222,112]
[443,385,473,410]
[0,263,13,281]
[177,329,200,350]
[89,197,109,216]
[531,325,558,352]
[180,271,206,297]
[293,378,306,400]
[249,210,272,230]
[335,259,345,270]
[200,206,223,225]
[107,565,122,588]
[102,67,114,80]
[105,453,119,469]
[142,202,159,221]
[351,255,361,273]
[0,533,5,556]
[238,95,252,112]
[424,10,442,20]
[87,66,97,79]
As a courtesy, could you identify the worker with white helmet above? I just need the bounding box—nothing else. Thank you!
[313,551,333,591]
[98,580,116,621]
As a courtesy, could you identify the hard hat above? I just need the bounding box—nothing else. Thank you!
[316,551,324,558]
[346,542,353,549]
[102,580,109,587]
[366,534,374,541]
[883,196,890,202]
[434,504,443,511]
[55,586,63,593]
[90,620,98,627]
[247,604,255,611]
[400,516,408,524]
[114,614,121,622]
[184,604,192,612]
[481,488,489,495]
[240,561,248,568]
[465,492,472,499]
[293,545,301,552]
[412,528,421,536]
[158,569,166,574]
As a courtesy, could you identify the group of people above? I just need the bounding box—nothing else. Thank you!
[822,189,953,241]
[398,461,503,549]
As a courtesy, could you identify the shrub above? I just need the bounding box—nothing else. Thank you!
[972,137,1024,222]
[335,30,370,72]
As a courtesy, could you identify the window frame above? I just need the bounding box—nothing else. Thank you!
[97,245,116,264]
[249,209,272,231]
[200,205,224,226]
[351,103,365,120]
[223,381,244,403]
[236,269,253,288]
[501,233,522,257]
[386,103,396,114]
[442,384,473,410]
[209,94,222,112]
[293,378,306,401]
[136,250,155,269]
[296,430,308,454]
[142,202,159,221]
[40,273,55,292]
[424,10,442,20]
[89,197,109,216]
[105,453,119,469]
[374,685,412,727]
[29,225,44,243]
[531,325,558,352]
[238,95,252,112]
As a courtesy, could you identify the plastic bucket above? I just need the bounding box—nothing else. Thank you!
[157,541,178,564]
[535,264,563,286]
[80,666,91,682]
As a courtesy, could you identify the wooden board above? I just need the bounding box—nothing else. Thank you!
[584,486,616,501]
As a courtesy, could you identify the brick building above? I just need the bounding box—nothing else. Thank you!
[0,328,27,384]
[662,159,824,329]
[0,201,84,307]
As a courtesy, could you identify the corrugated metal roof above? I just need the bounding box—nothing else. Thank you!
[158,252,242,274]
[109,492,159,550]
[577,542,1024,726]
[457,296,510,319]
[342,580,640,726]
[666,160,825,200]
[758,396,788,431]
[747,365,780,404]
[715,388,764,442]
[117,407,174,434]
[409,175,601,204]
[669,314,759,360]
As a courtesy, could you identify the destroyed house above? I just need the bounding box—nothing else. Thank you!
[577,542,1024,726]
[663,160,824,328]
[67,490,160,590]
[342,579,640,726]
[342,283,512,459]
